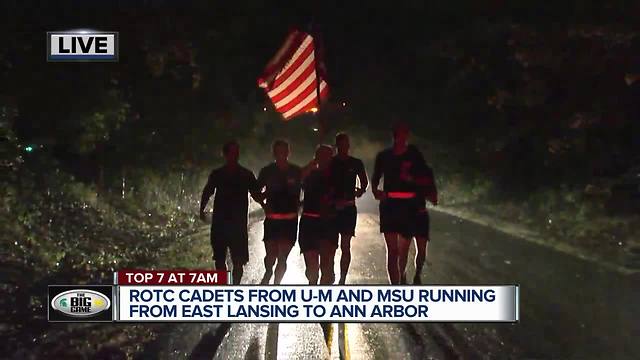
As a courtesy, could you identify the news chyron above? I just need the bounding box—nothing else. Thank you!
[47,30,118,62]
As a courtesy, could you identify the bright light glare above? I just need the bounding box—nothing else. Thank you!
[310,107,319,113]
[276,241,371,359]
[312,128,319,132]
[66,29,97,34]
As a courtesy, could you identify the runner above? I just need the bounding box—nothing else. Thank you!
[412,162,438,285]
[256,139,303,285]
[299,145,338,285]
[371,122,427,285]
[199,140,264,285]
[331,133,368,285]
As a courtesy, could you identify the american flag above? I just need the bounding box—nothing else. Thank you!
[258,29,329,120]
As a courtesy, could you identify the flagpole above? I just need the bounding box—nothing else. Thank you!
[312,24,326,141]
[315,47,324,140]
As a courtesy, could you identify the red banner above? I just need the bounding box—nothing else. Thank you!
[116,269,229,285]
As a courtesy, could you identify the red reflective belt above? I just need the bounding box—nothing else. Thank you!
[302,212,321,218]
[336,200,355,208]
[387,191,416,199]
[266,212,297,220]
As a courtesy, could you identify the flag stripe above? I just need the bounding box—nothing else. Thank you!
[283,81,328,120]
[272,68,317,108]
[268,51,315,101]
[258,31,307,88]
[274,75,318,113]
[258,29,329,121]
[282,80,328,119]
[274,35,313,81]
[269,36,314,93]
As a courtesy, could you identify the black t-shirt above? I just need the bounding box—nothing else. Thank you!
[330,155,365,201]
[372,145,426,193]
[257,162,302,214]
[203,165,259,219]
[302,167,334,216]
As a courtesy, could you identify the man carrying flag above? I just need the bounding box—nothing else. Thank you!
[258,28,329,121]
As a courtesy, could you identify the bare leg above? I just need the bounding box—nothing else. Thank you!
[383,233,400,284]
[320,241,337,285]
[397,234,411,284]
[274,238,294,284]
[261,241,278,285]
[414,236,428,284]
[339,233,352,285]
[303,250,320,285]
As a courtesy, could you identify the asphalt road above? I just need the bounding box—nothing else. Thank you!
[138,194,640,360]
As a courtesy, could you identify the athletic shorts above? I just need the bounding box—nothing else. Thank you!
[335,205,357,236]
[379,198,418,238]
[298,216,338,253]
[414,209,431,239]
[211,214,249,265]
[263,218,299,245]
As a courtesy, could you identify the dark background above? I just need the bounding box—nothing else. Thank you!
[3,0,638,184]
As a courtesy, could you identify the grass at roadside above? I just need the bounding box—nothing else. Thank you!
[0,164,212,359]
[416,137,640,273]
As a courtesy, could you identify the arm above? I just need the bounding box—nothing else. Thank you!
[199,172,216,220]
[427,167,438,206]
[355,159,369,198]
[297,167,304,210]
[301,158,318,180]
[371,152,385,200]
[254,167,269,212]
[416,165,438,206]
[323,173,337,216]
[412,147,437,206]
[248,171,266,207]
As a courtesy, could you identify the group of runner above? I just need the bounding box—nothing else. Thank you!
[199,122,437,286]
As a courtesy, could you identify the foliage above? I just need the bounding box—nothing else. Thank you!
[0,150,205,358]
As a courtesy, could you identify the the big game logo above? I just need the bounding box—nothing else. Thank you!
[48,286,114,322]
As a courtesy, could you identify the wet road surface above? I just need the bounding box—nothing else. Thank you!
[138,194,640,359]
